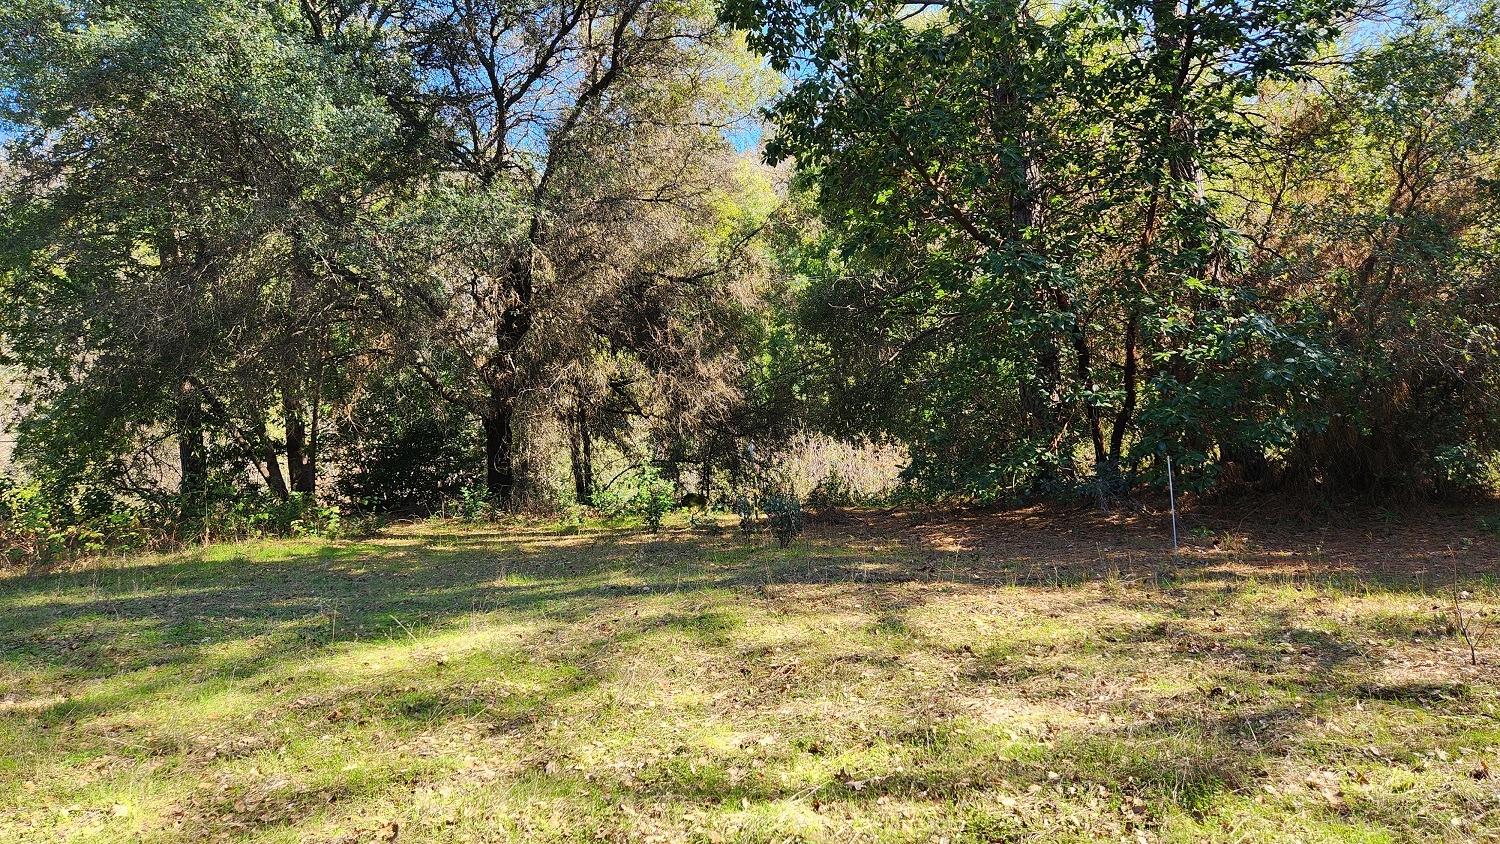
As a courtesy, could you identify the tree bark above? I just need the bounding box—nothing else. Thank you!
[303,360,323,496]
[282,378,319,497]
[285,411,312,496]
[175,378,207,497]
[483,400,515,504]
[262,435,291,500]
[282,252,320,497]
[1109,313,1139,466]
[567,403,595,506]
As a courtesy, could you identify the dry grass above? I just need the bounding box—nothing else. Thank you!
[2,507,1498,842]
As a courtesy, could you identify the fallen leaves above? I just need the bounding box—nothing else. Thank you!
[1304,771,1348,815]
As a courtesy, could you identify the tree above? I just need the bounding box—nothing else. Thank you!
[343,0,773,503]
[1,0,405,502]
[1205,3,1500,493]
[728,0,1355,500]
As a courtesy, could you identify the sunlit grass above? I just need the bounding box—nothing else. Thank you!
[1,516,1497,842]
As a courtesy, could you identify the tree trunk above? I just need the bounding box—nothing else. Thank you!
[282,255,320,497]
[303,362,322,496]
[285,396,318,496]
[262,437,291,500]
[1018,324,1064,455]
[567,403,596,506]
[286,412,312,496]
[176,378,207,497]
[483,400,515,504]
[1109,312,1139,467]
[283,381,318,497]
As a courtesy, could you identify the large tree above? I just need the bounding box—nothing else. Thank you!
[728,0,1354,498]
[1202,4,1500,493]
[0,0,406,500]
[339,0,771,503]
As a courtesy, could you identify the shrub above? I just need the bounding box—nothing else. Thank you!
[807,474,858,509]
[558,504,587,534]
[592,483,635,519]
[761,492,804,548]
[0,478,153,567]
[634,468,676,532]
[197,491,344,542]
[455,485,499,523]
[731,494,758,535]
[338,511,386,539]
[327,373,482,511]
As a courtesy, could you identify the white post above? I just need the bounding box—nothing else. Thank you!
[1166,455,1178,552]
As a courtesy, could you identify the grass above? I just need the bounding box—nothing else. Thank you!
[2,509,1498,843]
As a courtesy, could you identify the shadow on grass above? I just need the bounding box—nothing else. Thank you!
[0,516,1441,709]
[0,517,1492,842]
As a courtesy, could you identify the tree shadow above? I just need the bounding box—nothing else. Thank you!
[810,502,1500,595]
[1,515,1493,842]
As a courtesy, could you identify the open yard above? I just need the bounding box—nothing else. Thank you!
[2,507,1498,843]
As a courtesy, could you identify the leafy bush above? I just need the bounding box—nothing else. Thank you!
[591,482,635,519]
[806,474,863,509]
[558,504,587,534]
[633,468,676,532]
[589,467,678,530]
[443,485,500,523]
[0,478,360,568]
[0,477,154,567]
[196,491,345,542]
[731,494,758,535]
[327,374,482,512]
[1434,446,1500,495]
[761,492,804,548]
[338,511,386,539]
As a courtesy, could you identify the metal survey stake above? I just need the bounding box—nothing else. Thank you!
[1166,455,1178,551]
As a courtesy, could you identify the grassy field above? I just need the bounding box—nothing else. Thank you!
[2,507,1498,843]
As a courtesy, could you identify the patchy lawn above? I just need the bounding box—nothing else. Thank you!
[2,507,1498,843]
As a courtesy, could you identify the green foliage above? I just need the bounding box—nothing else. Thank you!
[806,475,858,509]
[731,494,758,535]
[0,477,150,567]
[592,473,649,519]
[197,492,345,542]
[0,0,410,523]
[452,486,500,524]
[633,469,677,532]
[590,483,636,519]
[2,0,1497,560]
[760,492,804,548]
[557,504,587,534]
[588,467,681,530]
[0,475,358,568]
[728,0,1500,502]
[328,374,483,512]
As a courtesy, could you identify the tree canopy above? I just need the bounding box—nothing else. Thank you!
[2,0,1498,555]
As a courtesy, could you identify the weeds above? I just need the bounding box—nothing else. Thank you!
[1449,552,1493,666]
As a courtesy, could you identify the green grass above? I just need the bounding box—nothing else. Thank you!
[2,515,1497,842]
